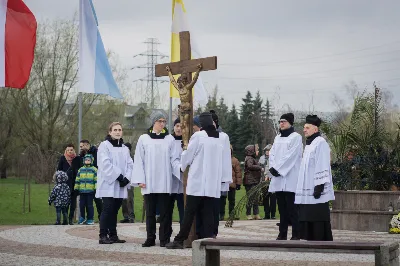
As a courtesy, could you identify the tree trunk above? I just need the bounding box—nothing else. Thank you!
[0,164,6,179]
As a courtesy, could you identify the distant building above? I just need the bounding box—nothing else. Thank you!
[124,102,169,132]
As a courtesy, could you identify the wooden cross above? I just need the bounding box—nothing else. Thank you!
[155,31,217,247]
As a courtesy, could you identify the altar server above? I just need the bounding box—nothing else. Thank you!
[131,113,179,248]
[96,122,133,245]
[166,112,232,249]
[269,113,303,240]
[295,115,334,241]
[165,117,185,240]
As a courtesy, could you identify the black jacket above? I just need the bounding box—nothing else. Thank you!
[57,155,81,190]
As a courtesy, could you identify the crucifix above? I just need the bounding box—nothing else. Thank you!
[155,31,217,247]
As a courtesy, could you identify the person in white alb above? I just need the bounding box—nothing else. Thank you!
[269,113,303,240]
[131,114,180,248]
[165,117,185,241]
[295,115,334,241]
[166,112,232,249]
[96,122,134,245]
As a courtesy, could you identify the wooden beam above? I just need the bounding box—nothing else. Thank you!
[180,31,191,61]
[155,56,217,77]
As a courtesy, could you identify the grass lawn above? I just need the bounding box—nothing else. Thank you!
[0,178,278,225]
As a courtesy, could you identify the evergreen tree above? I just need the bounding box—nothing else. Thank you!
[216,97,229,129]
[263,98,276,145]
[252,91,264,150]
[225,104,240,158]
[194,106,203,116]
[205,87,218,111]
[237,91,255,161]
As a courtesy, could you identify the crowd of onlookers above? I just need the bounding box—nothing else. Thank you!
[48,139,136,225]
[48,133,278,226]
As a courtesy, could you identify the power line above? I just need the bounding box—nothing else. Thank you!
[220,49,400,67]
[131,38,169,108]
[224,77,400,95]
[218,65,400,81]
[220,40,400,66]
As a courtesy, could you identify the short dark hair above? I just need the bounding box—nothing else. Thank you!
[80,140,90,144]
[65,143,75,149]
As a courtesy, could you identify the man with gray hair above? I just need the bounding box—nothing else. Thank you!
[295,115,334,241]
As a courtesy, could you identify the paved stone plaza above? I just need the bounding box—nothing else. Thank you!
[0,220,399,266]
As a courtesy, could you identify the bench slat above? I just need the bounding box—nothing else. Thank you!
[205,245,378,255]
[200,239,384,251]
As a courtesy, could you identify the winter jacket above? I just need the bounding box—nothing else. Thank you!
[48,171,71,207]
[57,155,81,190]
[244,145,263,185]
[230,156,242,188]
[75,155,97,194]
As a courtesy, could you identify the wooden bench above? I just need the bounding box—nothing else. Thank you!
[192,239,400,266]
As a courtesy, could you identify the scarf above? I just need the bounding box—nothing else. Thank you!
[105,135,124,147]
[306,132,321,145]
[279,126,295,137]
[147,127,169,139]
[172,133,182,140]
[64,151,76,166]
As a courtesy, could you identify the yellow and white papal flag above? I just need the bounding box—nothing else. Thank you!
[170,0,208,106]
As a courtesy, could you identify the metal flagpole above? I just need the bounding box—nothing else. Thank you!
[78,92,83,146]
[76,92,83,222]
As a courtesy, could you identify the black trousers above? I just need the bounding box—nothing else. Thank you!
[263,192,276,218]
[276,192,299,238]
[220,188,236,218]
[166,193,177,239]
[94,197,103,220]
[68,190,78,220]
[174,196,215,243]
[99,197,123,238]
[144,193,170,241]
[213,198,220,236]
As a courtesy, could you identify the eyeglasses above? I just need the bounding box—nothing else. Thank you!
[157,120,167,124]
[279,120,288,124]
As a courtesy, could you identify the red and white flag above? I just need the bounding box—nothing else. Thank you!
[0,0,36,89]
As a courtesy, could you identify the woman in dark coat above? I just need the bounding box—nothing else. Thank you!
[244,144,263,220]
[57,143,81,225]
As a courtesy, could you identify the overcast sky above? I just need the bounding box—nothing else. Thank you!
[25,0,400,114]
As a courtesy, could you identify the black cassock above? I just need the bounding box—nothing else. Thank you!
[298,202,333,241]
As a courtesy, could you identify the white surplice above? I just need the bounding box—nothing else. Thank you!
[268,132,303,193]
[180,131,232,198]
[95,141,134,199]
[131,134,179,195]
[295,136,335,204]
[220,132,231,193]
[171,138,184,194]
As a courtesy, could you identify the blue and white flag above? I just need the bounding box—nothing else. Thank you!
[79,0,123,99]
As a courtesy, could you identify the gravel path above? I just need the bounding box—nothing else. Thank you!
[0,220,398,265]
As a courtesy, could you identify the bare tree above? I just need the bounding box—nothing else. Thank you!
[345,80,362,100]
[0,88,20,178]
[13,20,81,151]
